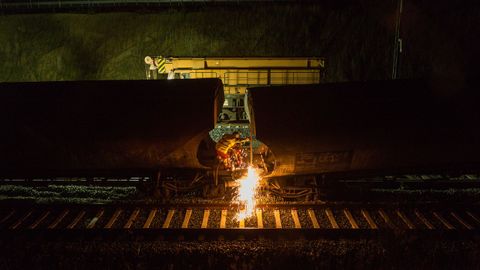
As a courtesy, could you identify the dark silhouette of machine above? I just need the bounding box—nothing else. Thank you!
[1,78,479,198]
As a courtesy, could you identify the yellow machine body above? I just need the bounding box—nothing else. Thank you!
[148,57,325,94]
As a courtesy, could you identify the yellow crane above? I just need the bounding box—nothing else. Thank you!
[145,56,326,122]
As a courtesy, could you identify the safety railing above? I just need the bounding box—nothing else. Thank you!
[223,70,321,90]
[185,71,218,79]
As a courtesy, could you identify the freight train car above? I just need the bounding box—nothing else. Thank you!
[0,79,224,184]
[247,79,480,196]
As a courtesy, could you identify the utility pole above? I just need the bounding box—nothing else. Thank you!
[392,0,404,79]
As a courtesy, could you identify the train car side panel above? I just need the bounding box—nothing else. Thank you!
[0,79,224,177]
[248,79,480,178]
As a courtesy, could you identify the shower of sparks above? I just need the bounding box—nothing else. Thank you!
[235,165,261,221]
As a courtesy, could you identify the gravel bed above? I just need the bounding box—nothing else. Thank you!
[244,214,257,228]
[0,210,22,229]
[226,208,239,228]
[411,209,436,229]
[423,210,449,230]
[94,207,119,228]
[383,208,410,229]
[0,208,13,225]
[261,209,275,228]
[4,238,480,269]
[331,209,351,229]
[169,208,186,228]
[189,209,204,228]
[315,208,332,229]
[149,209,167,229]
[0,185,137,204]
[297,209,312,228]
[53,207,126,229]
[400,208,429,229]
[19,208,35,227]
[368,209,390,229]
[467,209,480,226]
[49,208,83,229]
[33,209,62,229]
[111,209,132,229]
[438,210,466,229]
[90,208,115,229]
[13,208,39,229]
[132,209,151,228]
[279,209,294,228]
[460,210,480,229]
[454,210,480,229]
[209,209,222,228]
[350,209,370,229]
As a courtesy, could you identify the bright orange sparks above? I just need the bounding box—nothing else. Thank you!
[235,166,261,221]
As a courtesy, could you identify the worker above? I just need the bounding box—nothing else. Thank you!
[216,131,249,170]
[144,56,158,80]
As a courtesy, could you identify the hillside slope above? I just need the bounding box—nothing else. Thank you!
[0,1,477,83]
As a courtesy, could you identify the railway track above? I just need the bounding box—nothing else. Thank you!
[0,176,149,187]
[1,202,480,240]
[2,174,480,190]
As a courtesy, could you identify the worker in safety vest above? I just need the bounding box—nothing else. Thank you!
[144,56,158,80]
[216,131,249,169]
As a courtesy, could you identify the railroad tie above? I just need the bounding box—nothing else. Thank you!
[0,210,15,225]
[396,210,415,229]
[143,209,157,229]
[48,210,69,229]
[291,209,302,229]
[67,210,86,229]
[124,208,140,229]
[343,209,359,229]
[87,209,105,229]
[307,209,320,229]
[361,209,378,229]
[220,209,227,229]
[466,211,480,226]
[162,209,175,229]
[201,210,210,229]
[256,209,263,229]
[450,212,473,230]
[378,209,397,230]
[29,211,50,229]
[433,212,454,230]
[182,209,192,228]
[414,209,435,229]
[105,209,123,229]
[325,209,339,229]
[273,210,282,229]
[10,210,33,229]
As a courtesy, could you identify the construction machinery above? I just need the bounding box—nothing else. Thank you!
[145,56,326,123]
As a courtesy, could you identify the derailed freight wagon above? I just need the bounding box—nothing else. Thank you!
[247,79,480,195]
[0,79,224,189]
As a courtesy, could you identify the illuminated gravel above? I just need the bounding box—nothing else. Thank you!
[332,209,350,229]
[297,209,313,228]
[3,238,480,269]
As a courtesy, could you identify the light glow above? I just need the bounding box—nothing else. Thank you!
[234,165,261,221]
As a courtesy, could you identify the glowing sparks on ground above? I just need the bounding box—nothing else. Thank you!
[235,166,261,221]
